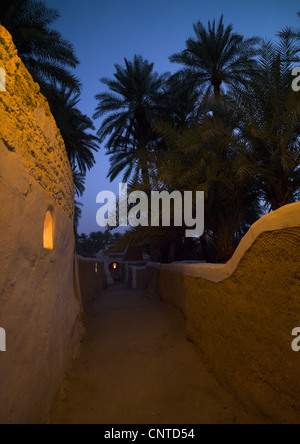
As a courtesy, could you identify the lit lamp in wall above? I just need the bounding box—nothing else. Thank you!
[43,210,53,250]
[112,262,118,269]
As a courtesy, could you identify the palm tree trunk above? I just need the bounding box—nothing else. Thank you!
[168,236,177,263]
[213,83,221,103]
[168,243,176,263]
[269,187,293,211]
[216,234,235,263]
[142,166,150,190]
[200,236,209,262]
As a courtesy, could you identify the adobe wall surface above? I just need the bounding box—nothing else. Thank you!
[77,257,107,305]
[186,227,300,423]
[0,26,82,424]
[145,264,161,299]
[148,203,300,423]
[0,25,74,219]
[159,269,186,316]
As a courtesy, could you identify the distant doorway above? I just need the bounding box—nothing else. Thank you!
[109,262,121,282]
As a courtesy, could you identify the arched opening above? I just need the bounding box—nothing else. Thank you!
[43,210,54,250]
[109,262,121,282]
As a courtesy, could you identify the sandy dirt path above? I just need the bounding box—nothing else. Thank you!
[50,284,266,424]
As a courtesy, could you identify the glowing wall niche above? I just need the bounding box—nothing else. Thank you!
[43,210,54,250]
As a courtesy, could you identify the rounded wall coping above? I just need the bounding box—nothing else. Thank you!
[148,201,300,283]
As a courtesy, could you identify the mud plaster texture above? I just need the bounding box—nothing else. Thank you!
[155,222,300,423]
[185,228,300,424]
[76,257,107,306]
[0,25,74,219]
[159,269,186,316]
[0,26,83,424]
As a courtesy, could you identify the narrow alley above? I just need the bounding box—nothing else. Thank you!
[50,285,265,424]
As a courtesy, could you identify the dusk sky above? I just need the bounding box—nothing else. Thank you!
[45,0,300,235]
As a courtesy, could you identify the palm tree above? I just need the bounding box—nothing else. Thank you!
[169,15,260,102]
[74,201,83,237]
[1,0,100,234]
[103,77,202,263]
[45,85,100,235]
[72,167,86,198]
[0,0,80,92]
[279,11,300,41]
[0,1,97,179]
[93,55,168,186]
[153,100,261,263]
[45,85,100,175]
[235,34,300,211]
[157,75,201,129]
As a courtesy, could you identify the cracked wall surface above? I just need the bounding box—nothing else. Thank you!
[0,25,74,219]
[0,26,82,424]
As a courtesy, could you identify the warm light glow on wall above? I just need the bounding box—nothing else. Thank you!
[112,262,118,269]
[43,211,53,250]
[95,263,98,273]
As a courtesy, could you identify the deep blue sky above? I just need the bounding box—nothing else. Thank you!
[45,0,299,235]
